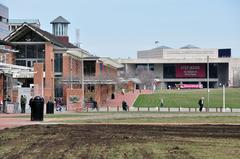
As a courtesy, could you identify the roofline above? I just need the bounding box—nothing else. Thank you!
[4,23,65,48]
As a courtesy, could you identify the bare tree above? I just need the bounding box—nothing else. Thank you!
[136,66,155,89]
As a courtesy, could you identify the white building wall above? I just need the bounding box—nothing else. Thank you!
[163,48,218,59]
[138,49,163,59]
[229,59,240,86]
[125,64,135,75]
[137,48,218,59]
[154,64,163,79]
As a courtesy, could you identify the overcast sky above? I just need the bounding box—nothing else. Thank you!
[1,0,240,58]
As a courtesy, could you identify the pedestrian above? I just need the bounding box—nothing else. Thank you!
[198,97,204,112]
[20,95,26,113]
[0,96,3,112]
[29,97,34,108]
[160,98,164,107]
[122,100,128,111]
[93,100,98,111]
[122,89,125,95]
[55,97,62,112]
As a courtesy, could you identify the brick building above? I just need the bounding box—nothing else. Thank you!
[0,40,33,110]
[4,16,122,111]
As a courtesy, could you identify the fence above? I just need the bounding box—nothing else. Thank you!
[83,106,240,113]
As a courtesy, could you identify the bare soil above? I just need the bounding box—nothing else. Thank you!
[0,124,240,159]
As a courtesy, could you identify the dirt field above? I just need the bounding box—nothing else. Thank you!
[1,124,240,159]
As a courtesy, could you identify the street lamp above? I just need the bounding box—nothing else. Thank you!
[207,56,210,111]
[222,84,225,112]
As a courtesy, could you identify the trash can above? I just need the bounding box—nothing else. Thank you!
[31,96,44,121]
[46,101,54,114]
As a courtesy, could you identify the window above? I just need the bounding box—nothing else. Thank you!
[149,64,154,71]
[27,45,36,58]
[163,64,176,78]
[54,53,63,73]
[37,45,45,58]
[84,61,96,76]
[55,78,63,97]
[15,45,26,58]
[16,60,26,66]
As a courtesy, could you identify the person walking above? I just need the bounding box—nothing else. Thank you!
[198,97,204,112]
[160,98,164,107]
[20,95,27,113]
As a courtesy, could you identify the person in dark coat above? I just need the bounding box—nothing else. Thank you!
[198,97,204,112]
[122,100,128,111]
[93,100,98,110]
[20,95,27,113]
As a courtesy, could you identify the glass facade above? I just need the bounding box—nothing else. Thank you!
[15,44,45,67]
[136,64,154,71]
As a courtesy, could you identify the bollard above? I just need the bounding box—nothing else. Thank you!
[148,107,150,112]
[178,107,180,112]
[138,107,139,112]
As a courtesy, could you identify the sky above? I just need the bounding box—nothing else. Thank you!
[1,0,240,58]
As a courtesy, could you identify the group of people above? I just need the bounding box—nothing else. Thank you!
[55,97,63,112]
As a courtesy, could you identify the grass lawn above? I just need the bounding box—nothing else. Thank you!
[2,112,240,124]
[133,88,240,108]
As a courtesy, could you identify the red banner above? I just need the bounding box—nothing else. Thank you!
[176,64,205,78]
[179,84,203,89]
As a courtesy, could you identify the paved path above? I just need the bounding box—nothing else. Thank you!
[1,111,240,130]
[0,115,37,130]
[103,90,152,107]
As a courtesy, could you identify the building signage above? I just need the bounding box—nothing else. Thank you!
[176,64,205,78]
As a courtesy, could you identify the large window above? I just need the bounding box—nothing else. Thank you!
[84,61,96,76]
[15,44,45,67]
[136,64,154,71]
[55,78,63,97]
[163,64,176,78]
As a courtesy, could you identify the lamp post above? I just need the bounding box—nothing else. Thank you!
[81,50,84,107]
[207,56,210,111]
[223,84,225,112]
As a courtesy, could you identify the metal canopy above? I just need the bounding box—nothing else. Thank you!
[0,62,34,78]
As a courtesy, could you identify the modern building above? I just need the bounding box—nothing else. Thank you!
[0,4,9,39]
[8,19,40,32]
[117,45,240,89]
[4,16,122,111]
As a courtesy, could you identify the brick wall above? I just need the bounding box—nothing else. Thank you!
[44,42,54,100]
[66,88,83,111]
[34,63,44,97]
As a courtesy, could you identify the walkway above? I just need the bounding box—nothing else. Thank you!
[103,89,152,107]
